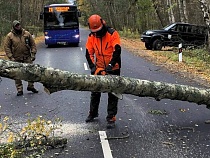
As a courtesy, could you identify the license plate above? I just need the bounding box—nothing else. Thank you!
[57,42,67,45]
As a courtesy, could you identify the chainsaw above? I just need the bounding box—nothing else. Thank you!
[94,68,123,100]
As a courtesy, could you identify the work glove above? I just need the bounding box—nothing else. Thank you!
[91,66,96,75]
[31,54,36,61]
[105,64,113,73]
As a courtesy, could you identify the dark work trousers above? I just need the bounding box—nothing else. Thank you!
[14,57,34,92]
[89,69,120,121]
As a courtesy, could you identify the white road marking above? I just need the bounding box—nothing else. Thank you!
[84,62,89,70]
[80,47,83,51]
[99,131,113,158]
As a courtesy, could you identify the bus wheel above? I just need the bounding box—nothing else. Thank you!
[73,43,79,47]
[47,44,56,48]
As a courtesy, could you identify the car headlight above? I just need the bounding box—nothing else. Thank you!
[146,31,153,35]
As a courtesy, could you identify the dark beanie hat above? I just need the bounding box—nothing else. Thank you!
[13,20,20,27]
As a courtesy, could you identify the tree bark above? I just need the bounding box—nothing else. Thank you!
[151,0,165,27]
[1,59,210,108]
[167,0,175,23]
[182,0,188,22]
[178,0,184,22]
[199,0,210,50]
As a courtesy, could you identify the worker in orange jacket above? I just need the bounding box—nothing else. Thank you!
[85,14,121,128]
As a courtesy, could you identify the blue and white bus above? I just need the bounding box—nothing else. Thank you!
[40,3,81,47]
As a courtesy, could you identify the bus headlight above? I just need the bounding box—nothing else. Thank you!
[74,35,80,38]
[45,36,50,39]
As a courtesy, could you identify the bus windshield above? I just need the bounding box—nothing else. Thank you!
[44,6,79,29]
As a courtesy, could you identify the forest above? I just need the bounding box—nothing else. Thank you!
[0,0,209,48]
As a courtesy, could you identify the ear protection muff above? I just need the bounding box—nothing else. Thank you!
[102,19,106,26]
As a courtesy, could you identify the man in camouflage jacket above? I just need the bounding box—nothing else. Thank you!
[4,20,38,96]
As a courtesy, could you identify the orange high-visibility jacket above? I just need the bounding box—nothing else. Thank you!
[86,27,121,70]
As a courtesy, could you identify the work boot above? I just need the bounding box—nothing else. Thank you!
[85,113,98,122]
[17,91,23,96]
[106,116,116,129]
[27,87,38,93]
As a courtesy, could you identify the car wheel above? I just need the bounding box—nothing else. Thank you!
[152,39,162,50]
[145,43,152,50]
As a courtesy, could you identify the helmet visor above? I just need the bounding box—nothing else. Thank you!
[90,24,103,33]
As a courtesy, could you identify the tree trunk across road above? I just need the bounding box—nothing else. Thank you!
[1,59,210,109]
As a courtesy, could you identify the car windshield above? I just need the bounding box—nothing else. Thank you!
[163,23,176,31]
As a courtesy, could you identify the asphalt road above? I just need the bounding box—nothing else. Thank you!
[1,27,210,158]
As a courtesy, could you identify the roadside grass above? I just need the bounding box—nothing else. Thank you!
[165,48,210,64]
[119,28,140,39]
[152,48,210,78]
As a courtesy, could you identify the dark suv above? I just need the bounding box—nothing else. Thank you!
[141,22,208,50]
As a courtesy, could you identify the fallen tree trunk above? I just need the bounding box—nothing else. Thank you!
[0,59,210,108]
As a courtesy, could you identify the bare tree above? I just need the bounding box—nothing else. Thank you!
[199,0,210,50]
[18,0,23,22]
[182,0,188,22]
[177,0,184,22]
[167,0,175,23]
[151,0,165,27]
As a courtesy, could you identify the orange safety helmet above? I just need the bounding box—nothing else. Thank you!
[88,14,104,33]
